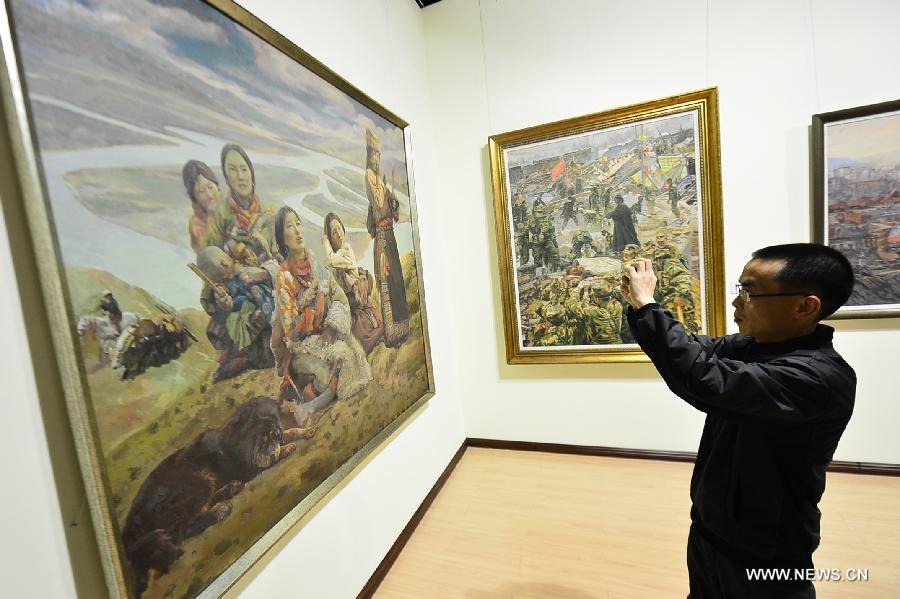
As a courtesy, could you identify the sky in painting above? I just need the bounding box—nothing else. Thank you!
[827,111,900,169]
[12,0,406,170]
[507,112,694,168]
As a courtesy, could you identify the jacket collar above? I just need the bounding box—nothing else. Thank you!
[744,324,834,359]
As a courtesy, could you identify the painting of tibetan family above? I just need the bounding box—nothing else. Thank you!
[184,134,408,397]
[98,131,426,598]
[506,112,708,349]
[7,0,430,596]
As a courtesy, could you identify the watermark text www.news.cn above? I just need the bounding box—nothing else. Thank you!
[745,568,869,582]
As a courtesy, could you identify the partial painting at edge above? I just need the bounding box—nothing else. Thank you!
[825,111,900,310]
[8,0,430,597]
[504,111,707,350]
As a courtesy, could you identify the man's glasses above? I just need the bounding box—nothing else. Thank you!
[732,283,814,303]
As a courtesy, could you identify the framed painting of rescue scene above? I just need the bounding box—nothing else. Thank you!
[489,88,726,364]
[812,99,900,319]
[0,0,434,596]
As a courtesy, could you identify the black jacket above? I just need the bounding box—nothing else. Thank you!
[627,304,856,567]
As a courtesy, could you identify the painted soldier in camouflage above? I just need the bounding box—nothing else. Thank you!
[601,186,612,213]
[653,244,699,333]
[560,194,580,228]
[571,229,598,258]
[622,243,642,262]
[667,177,681,219]
[528,204,560,271]
[530,321,560,346]
[562,285,587,345]
[581,280,623,345]
[535,295,574,345]
[649,230,689,270]
[511,193,530,264]
[586,185,603,225]
[621,243,643,280]
[588,185,601,212]
[632,193,645,216]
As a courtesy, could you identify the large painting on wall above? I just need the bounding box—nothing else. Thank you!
[489,88,726,364]
[813,99,900,319]
[0,0,434,597]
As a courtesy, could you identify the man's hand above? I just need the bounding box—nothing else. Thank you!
[621,258,658,309]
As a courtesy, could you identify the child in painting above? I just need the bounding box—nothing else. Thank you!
[182,160,222,253]
[322,212,384,354]
[197,245,275,381]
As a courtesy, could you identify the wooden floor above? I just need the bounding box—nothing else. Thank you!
[375,448,900,598]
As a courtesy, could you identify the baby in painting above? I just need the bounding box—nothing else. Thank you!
[197,245,275,322]
[196,245,275,381]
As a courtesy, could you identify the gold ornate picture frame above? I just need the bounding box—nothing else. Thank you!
[489,88,726,364]
[0,0,435,597]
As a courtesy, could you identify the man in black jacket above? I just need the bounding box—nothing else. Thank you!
[621,244,856,599]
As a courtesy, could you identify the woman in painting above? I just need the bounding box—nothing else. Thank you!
[182,160,222,253]
[271,206,371,427]
[323,212,384,354]
[205,143,279,268]
[364,129,410,348]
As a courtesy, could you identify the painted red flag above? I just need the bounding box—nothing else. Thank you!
[550,159,566,182]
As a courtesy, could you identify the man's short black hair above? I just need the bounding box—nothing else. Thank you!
[751,243,854,319]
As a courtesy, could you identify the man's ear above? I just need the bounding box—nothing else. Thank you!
[796,295,822,320]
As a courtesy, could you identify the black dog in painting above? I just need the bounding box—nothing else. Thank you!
[122,396,310,597]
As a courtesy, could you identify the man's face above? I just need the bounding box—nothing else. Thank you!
[732,259,802,342]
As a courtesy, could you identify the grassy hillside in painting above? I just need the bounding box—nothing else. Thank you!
[87,252,428,598]
[67,266,217,451]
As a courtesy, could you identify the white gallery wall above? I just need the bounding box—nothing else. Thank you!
[422,0,900,463]
[1,0,899,597]
[0,0,465,597]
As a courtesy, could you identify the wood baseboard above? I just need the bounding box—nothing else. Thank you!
[358,437,900,597]
[467,438,900,476]
[357,441,468,598]
[466,438,696,463]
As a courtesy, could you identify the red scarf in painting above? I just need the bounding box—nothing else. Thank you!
[283,255,326,339]
[228,192,260,230]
